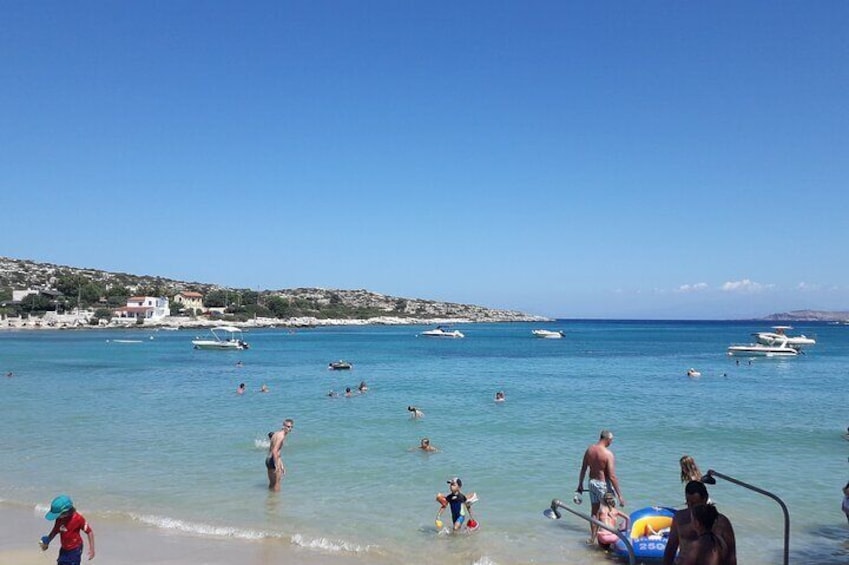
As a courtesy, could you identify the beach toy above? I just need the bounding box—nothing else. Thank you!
[435,518,443,529]
[467,519,478,531]
[573,491,583,505]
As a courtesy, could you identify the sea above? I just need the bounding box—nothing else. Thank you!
[1,320,847,565]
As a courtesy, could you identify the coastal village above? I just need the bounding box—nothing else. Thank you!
[0,257,546,330]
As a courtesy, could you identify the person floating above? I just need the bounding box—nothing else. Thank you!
[40,494,95,565]
[407,405,424,419]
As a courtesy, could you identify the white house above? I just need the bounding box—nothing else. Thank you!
[113,296,170,322]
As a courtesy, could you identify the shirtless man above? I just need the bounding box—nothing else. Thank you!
[266,418,294,491]
[576,429,625,543]
[663,481,736,565]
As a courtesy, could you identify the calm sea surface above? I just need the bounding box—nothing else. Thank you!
[1,321,847,564]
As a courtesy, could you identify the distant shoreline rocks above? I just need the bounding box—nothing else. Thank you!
[0,313,552,332]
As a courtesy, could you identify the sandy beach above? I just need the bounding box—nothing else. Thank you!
[0,504,384,565]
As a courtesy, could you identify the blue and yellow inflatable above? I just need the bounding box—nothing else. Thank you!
[612,506,675,561]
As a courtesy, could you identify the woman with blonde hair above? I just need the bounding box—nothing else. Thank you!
[679,455,702,483]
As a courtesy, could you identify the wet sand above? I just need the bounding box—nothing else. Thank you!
[0,505,384,565]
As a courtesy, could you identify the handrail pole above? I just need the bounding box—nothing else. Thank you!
[549,499,636,565]
[706,469,790,565]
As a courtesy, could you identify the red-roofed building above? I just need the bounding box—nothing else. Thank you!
[172,291,204,313]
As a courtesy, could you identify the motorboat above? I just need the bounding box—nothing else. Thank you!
[328,360,352,370]
[754,326,815,349]
[532,329,564,339]
[727,341,798,357]
[420,326,465,338]
[192,326,249,350]
[612,506,675,562]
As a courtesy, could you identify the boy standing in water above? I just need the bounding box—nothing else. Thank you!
[436,477,475,532]
[40,495,95,564]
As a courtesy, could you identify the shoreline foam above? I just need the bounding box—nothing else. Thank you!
[0,503,389,565]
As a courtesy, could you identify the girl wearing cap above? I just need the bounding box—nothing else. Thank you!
[40,494,95,564]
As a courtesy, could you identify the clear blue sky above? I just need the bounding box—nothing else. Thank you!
[2,2,847,319]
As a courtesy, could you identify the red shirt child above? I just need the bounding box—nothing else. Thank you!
[41,495,95,564]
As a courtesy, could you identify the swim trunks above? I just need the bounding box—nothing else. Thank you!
[589,479,609,504]
[265,456,275,470]
[58,547,83,565]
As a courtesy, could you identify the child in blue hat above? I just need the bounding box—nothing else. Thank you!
[40,495,95,564]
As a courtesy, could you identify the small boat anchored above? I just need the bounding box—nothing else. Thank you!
[754,326,815,349]
[192,326,250,350]
[328,360,353,370]
[532,329,564,339]
[727,341,798,357]
[420,326,465,338]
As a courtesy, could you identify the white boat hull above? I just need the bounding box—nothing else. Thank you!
[532,330,564,339]
[192,340,246,350]
[420,329,465,338]
[727,344,798,357]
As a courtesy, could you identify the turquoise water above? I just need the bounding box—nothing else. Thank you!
[1,321,847,564]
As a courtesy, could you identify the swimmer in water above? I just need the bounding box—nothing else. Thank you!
[237,383,246,395]
[494,391,505,402]
[408,406,424,419]
[418,437,438,452]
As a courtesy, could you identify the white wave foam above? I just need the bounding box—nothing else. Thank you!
[290,533,372,553]
[130,513,279,541]
[471,557,498,565]
[254,437,271,449]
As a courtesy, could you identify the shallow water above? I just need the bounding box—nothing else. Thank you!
[1,321,847,564]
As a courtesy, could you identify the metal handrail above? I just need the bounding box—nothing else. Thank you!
[547,499,636,565]
[704,469,790,565]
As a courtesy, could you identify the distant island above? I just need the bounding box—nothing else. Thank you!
[0,256,548,329]
[761,310,849,322]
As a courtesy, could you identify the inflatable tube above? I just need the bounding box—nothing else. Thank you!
[612,506,675,561]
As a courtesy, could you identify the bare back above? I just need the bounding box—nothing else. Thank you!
[268,429,287,457]
[584,443,614,482]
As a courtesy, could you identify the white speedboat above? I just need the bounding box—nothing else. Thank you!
[754,326,815,348]
[532,329,564,339]
[420,326,465,338]
[727,342,798,357]
[192,326,249,350]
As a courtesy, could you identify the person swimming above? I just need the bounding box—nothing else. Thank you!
[407,406,424,418]
[418,437,437,452]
